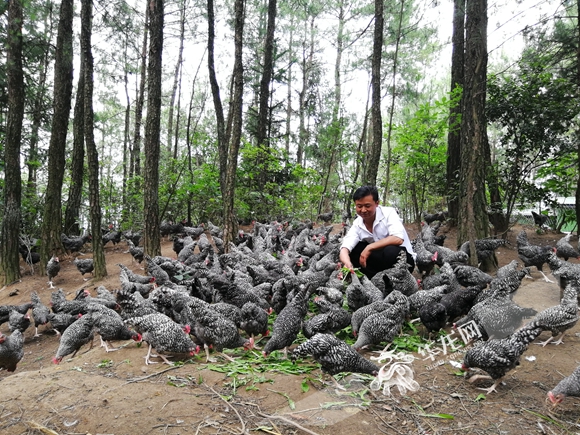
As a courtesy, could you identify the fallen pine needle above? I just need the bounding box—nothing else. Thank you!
[26,421,60,435]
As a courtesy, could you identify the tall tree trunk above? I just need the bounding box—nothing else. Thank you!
[122,35,131,225]
[256,0,277,148]
[40,0,74,271]
[80,0,106,278]
[318,0,346,215]
[207,0,227,190]
[1,0,25,284]
[143,0,164,257]
[26,3,53,201]
[167,0,186,155]
[223,0,245,249]
[131,1,148,180]
[285,16,294,157]
[297,15,315,166]
[367,0,384,186]
[458,0,490,268]
[446,0,465,226]
[64,54,85,236]
[173,62,183,159]
[382,0,405,202]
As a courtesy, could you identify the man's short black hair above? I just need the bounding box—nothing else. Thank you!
[353,186,379,202]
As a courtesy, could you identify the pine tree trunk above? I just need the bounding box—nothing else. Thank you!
[446,0,465,226]
[40,0,74,271]
[382,0,405,201]
[458,0,490,267]
[26,6,53,202]
[64,55,85,236]
[223,0,245,250]
[1,0,25,284]
[131,1,148,180]
[367,0,384,186]
[297,16,315,166]
[167,0,186,155]
[143,0,164,257]
[256,0,277,147]
[122,36,131,224]
[81,0,106,279]
[207,0,227,190]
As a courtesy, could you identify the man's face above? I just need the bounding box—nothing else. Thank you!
[354,194,378,220]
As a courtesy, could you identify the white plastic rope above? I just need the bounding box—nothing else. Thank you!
[369,350,420,396]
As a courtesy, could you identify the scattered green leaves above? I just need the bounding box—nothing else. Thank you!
[474,393,486,402]
[97,359,113,368]
[270,389,295,410]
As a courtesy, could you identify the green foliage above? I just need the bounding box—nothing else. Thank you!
[389,89,461,220]
[486,52,580,225]
[236,142,323,222]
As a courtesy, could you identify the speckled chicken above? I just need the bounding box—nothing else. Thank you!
[73,258,94,279]
[546,251,580,294]
[346,271,383,312]
[459,238,509,263]
[53,313,96,363]
[30,291,51,337]
[116,288,158,319]
[439,285,485,322]
[240,301,270,339]
[9,310,31,333]
[47,311,79,337]
[556,233,580,261]
[0,302,33,327]
[212,275,271,311]
[0,330,24,372]
[531,280,579,346]
[462,320,543,393]
[86,303,142,352]
[408,284,448,315]
[419,302,447,334]
[452,264,493,288]
[47,255,60,288]
[263,285,311,357]
[124,313,198,365]
[475,267,531,305]
[291,333,379,387]
[126,239,144,264]
[50,288,89,316]
[373,251,418,297]
[352,290,409,351]
[119,267,155,297]
[413,235,438,277]
[454,294,537,340]
[350,299,390,337]
[548,365,580,405]
[303,296,351,338]
[192,308,253,362]
[517,230,555,283]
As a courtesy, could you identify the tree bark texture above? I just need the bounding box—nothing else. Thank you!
[446,0,465,226]
[223,0,245,249]
[167,0,186,155]
[382,0,405,202]
[64,56,85,236]
[143,0,164,257]
[81,0,106,278]
[256,0,277,148]
[1,0,25,284]
[207,0,227,191]
[131,0,148,180]
[40,0,74,270]
[458,0,490,267]
[367,0,384,186]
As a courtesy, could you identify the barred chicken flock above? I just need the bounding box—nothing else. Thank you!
[2,220,580,406]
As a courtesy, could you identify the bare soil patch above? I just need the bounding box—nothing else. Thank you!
[1,224,580,435]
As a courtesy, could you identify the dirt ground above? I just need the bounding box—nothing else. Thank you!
[1,223,580,435]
